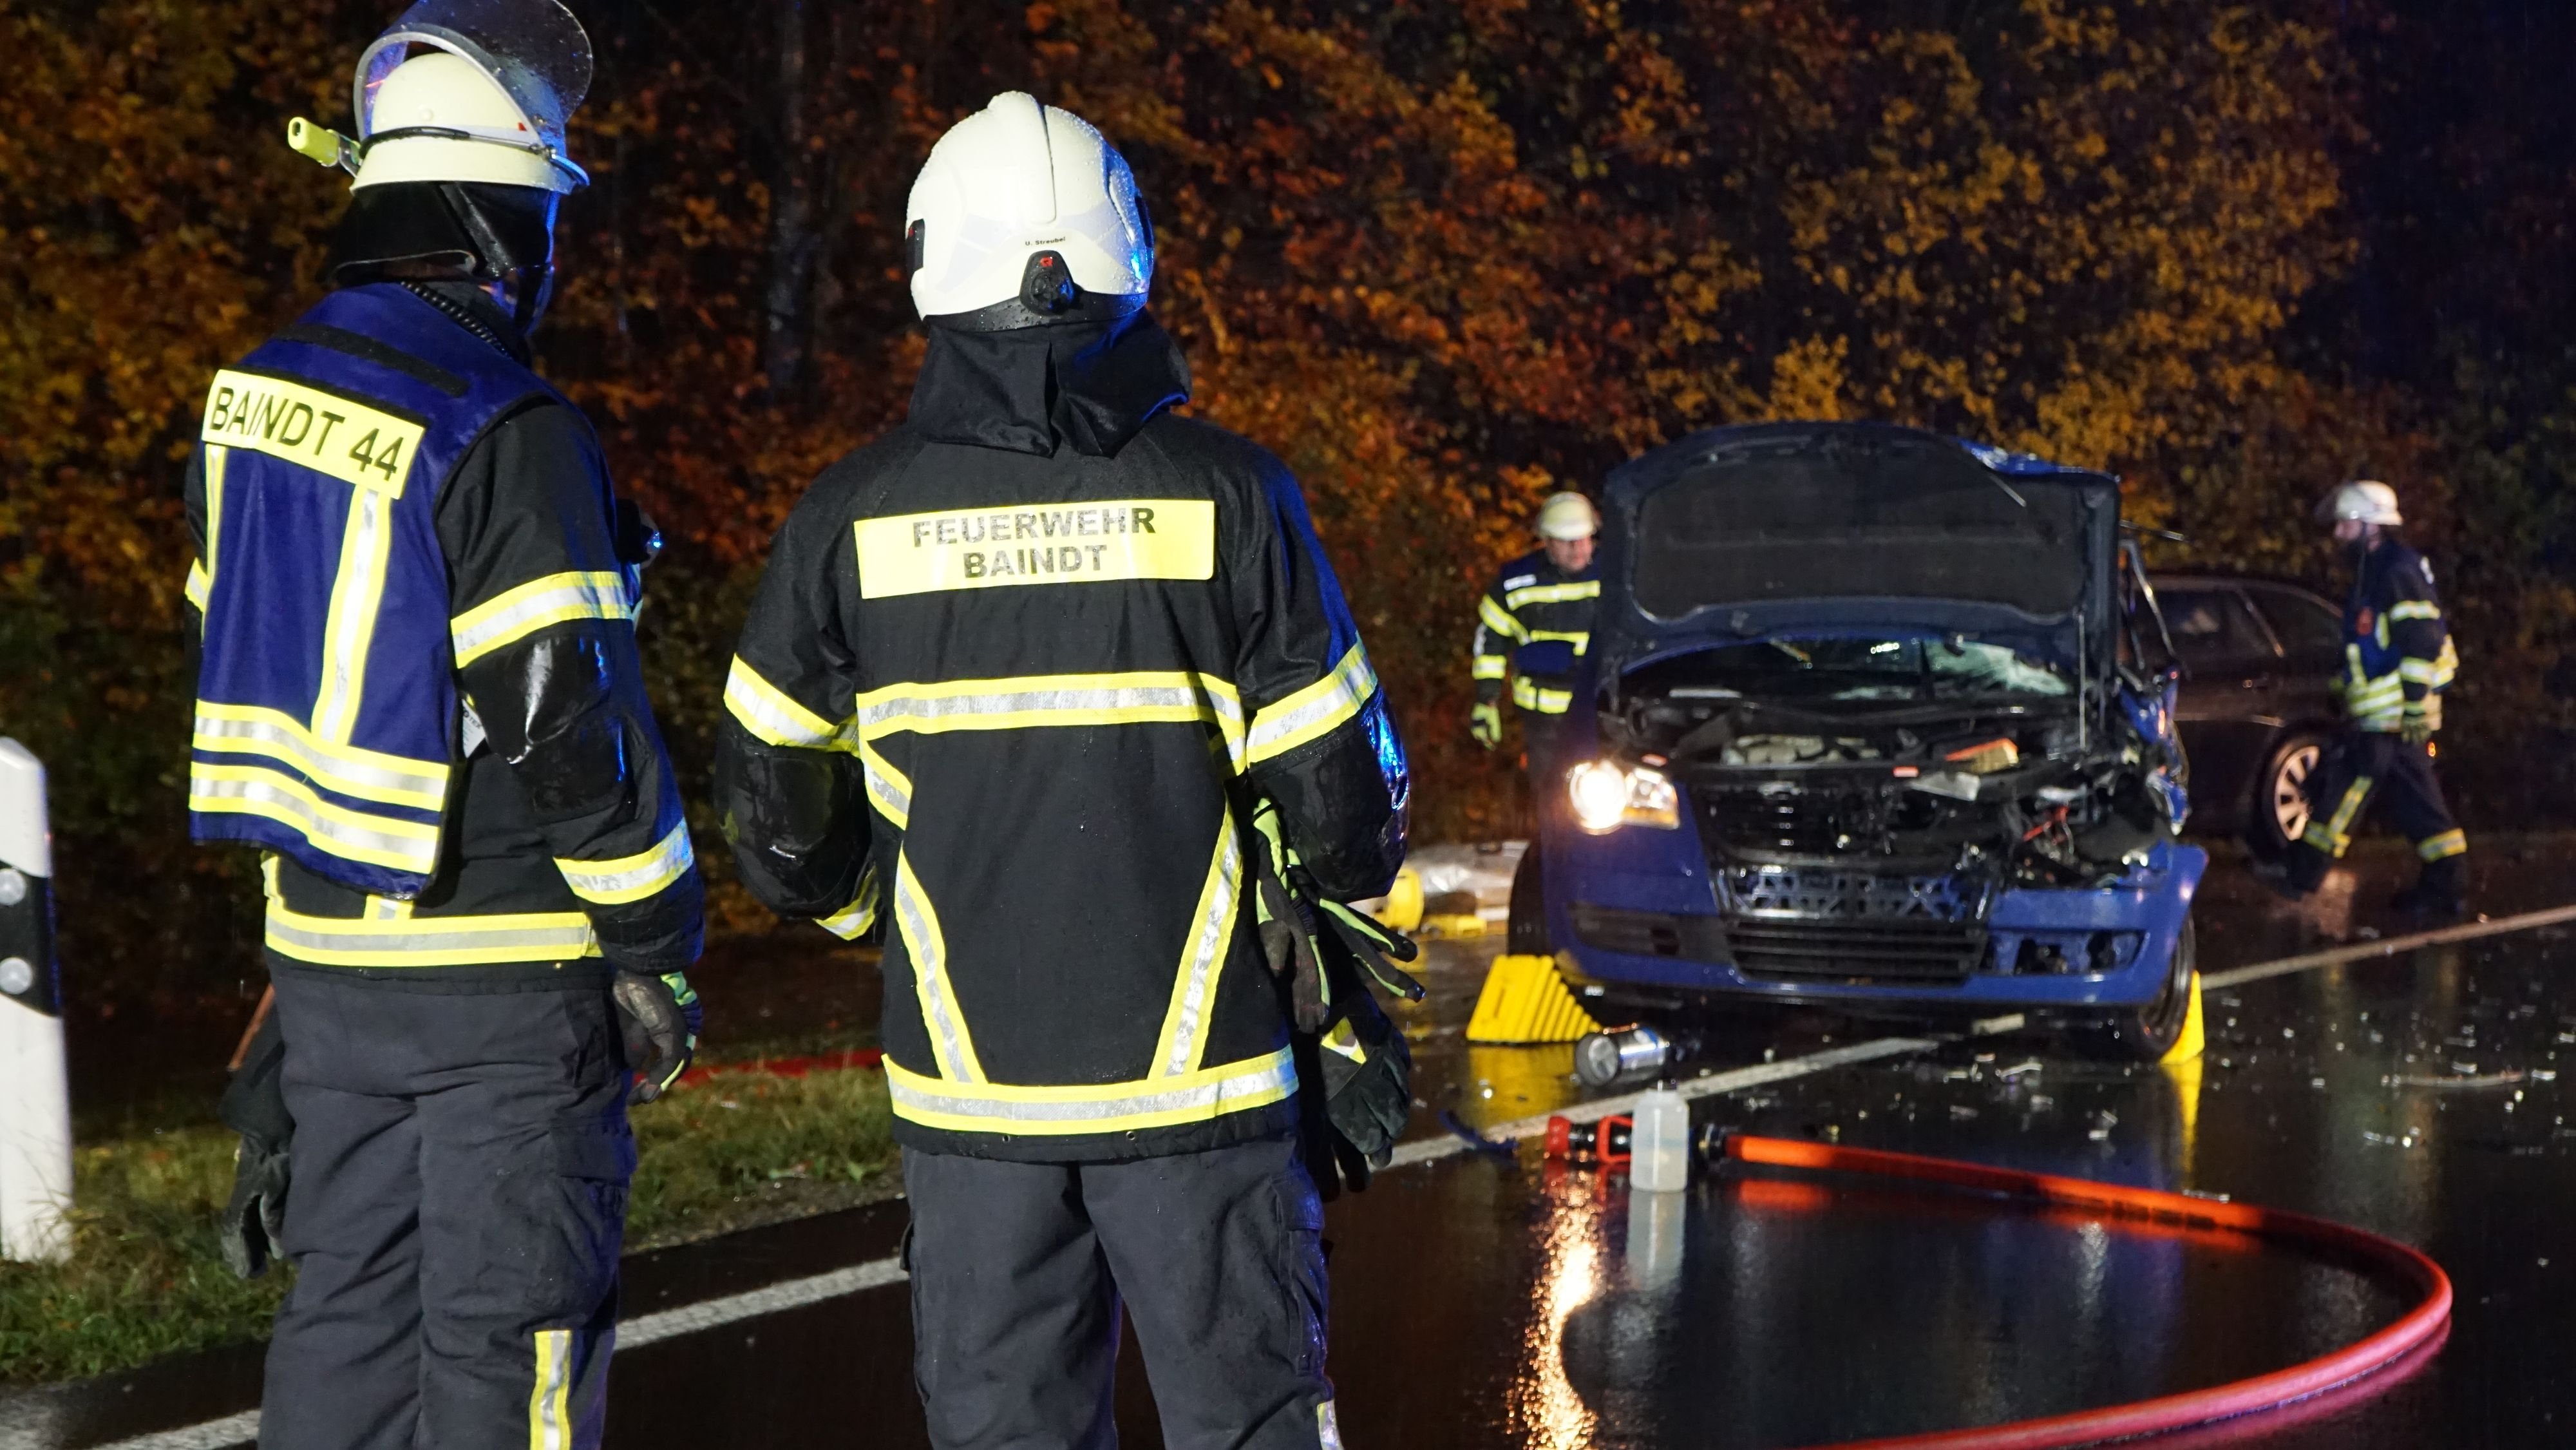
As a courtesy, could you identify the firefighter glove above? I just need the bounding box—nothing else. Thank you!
[614,970,701,1103]
[1470,701,1503,750]
[2401,704,2434,748]
[216,1007,292,1279]
[1316,990,1414,1190]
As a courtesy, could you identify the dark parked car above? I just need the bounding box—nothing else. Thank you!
[1513,422,2204,1060]
[2140,574,2345,856]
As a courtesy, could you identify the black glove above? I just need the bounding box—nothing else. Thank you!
[217,1008,292,1279]
[1314,986,1413,1191]
[614,971,701,1103]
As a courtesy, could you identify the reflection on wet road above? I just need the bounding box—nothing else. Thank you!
[14,841,2576,1448]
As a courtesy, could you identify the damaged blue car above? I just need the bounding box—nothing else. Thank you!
[1511,422,2204,1062]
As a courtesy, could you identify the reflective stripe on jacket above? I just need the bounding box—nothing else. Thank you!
[716,316,1406,1161]
[2339,540,2458,733]
[1472,548,1598,716]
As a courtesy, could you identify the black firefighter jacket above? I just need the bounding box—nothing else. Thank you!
[715,314,1410,1162]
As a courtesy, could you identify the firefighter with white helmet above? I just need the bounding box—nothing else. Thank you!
[716,93,1411,1449]
[193,6,701,1444]
[2264,480,2469,918]
[1470,490,1603,765]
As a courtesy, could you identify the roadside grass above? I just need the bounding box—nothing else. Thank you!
[0,1067,898,1387]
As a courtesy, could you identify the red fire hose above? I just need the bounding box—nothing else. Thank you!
[1722,1133,2454,1449]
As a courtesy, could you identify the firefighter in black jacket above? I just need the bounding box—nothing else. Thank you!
[187,9,701,1446]
[1470,491,1602,769]
[715,95,1409,1450]
[2269,481,2469,919]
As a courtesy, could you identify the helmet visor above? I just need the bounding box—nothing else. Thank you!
[355,0,593,151]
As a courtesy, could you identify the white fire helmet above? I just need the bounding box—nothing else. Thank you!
[2318,480,2403,528]
[287,0,593,194]
[1536,492,1601,541]
[905,93,1155,329]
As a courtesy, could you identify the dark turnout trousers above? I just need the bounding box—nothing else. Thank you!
[2287,729,2468,891]
[261,968,634,1450]
[904,1134,1341,1450]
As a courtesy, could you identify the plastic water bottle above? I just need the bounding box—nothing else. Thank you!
[1631,1083,1690,1192]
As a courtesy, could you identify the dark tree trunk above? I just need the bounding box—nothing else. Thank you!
[762,0,819,402]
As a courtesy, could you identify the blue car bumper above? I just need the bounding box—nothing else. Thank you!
[1548,824,2206,1014]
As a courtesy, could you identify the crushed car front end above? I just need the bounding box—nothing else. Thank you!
[1539,424,2204,1040]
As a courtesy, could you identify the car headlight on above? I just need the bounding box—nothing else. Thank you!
[1567,761,1681,834]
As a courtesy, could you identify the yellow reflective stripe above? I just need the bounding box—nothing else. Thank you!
[1512,677,1574,714]
[266,901,600,968]
[184,562,211,611]
[859,741,913,830]
[311,482,397,744]
[2398,660,2443,684]
[2417,830,2468,861]
[1527,629,1591,656]
[2304,773,2377,855]
[190,762,440,873]
[527,1327,572,1450]
[555,819,694,906]
[884,1046,1297,1136]
[193,702,450,810]
[819,863,882,941]
[1152,816,1244,1078]
[1471,654,1508,680]
[894,853,982,1082]
[452,571,633,668]
[2388,602,2442,622]
[1503,579,1600,609]
[1478,595,1528,643]
[1247,644,1377,767]
[204,444,228,600]
[724,655,846,749]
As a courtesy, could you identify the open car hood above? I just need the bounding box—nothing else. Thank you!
[1591,423,2121,683]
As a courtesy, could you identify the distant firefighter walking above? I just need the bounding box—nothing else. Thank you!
[2266,481,2468,920]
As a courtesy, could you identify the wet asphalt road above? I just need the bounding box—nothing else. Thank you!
[12,839,2576,1448]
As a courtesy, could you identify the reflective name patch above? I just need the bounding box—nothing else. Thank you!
[202,370,424,495]
[855,500,1215,600]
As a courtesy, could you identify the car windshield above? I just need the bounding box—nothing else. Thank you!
[1663,637,2070,703]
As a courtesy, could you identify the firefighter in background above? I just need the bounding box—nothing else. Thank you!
[2269,481,2469,919]
[714,94,1410,1449]
[1470,491,1602,770]
[186,5,701,1445]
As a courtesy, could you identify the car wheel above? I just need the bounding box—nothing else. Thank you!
[2080,917,2195,1063]
[2246,731,2330,859]
[1506,843,1551,954]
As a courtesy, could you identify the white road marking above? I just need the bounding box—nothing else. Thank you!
[2201,902,2576,991]
[55,901,2576,1450]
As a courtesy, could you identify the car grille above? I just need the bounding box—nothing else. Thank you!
[1725,919,1985,983]
[1570,904,1728,962]
[1712,864,1990,985]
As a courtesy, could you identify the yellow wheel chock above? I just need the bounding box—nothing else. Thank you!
[1466,953,1600,1045]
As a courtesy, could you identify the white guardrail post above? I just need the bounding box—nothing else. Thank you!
[0,738,71,1263]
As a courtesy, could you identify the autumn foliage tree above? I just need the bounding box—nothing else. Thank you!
[0,0,2559,1006]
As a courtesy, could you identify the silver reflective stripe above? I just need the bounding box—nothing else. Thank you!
[1160,821,1244,1076]
[723,658,842,747]
[860,683,1217,732]
[889,1049,1297,1126]
[451,574,630,665]
[189,772,437,868]
[894,859,977,1081]
[193,712,448,804]
[265,917,596,959]
[556,821,694,903]
[1245,649,1376,762]
[861,747,912,825]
